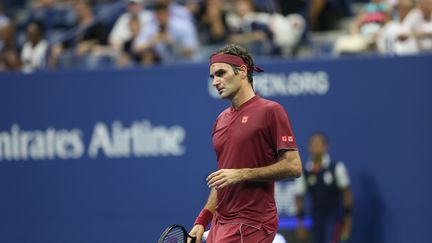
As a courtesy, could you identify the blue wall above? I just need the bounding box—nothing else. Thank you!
[0,55,431,243]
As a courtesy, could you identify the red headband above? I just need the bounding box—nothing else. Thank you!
[210,54,264,73]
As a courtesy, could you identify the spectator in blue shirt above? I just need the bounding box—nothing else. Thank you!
[132,1,198,65]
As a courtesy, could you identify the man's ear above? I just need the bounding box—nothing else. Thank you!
[239,65,248,79]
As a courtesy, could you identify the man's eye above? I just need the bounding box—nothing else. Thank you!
[215,70,226,77]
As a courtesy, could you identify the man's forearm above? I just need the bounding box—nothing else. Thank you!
[204,188,217,213]
[242,150,302,181]
[194,189,217,229]
[207,150,302,189]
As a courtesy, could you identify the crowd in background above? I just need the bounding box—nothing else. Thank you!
[0,0,431,73]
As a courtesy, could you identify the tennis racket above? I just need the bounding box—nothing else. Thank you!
[157,224,197,243]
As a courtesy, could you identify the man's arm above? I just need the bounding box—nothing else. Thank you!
[340,187,353,240]
[207,150,302,189]
[189,189,217,243]
[334,162,353,240]
[203,188,218,213]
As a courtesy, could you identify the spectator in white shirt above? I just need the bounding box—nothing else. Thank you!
[377,0,419,55]
[403,0,432,51]
[21,20,48,73]
[108,0,153,52]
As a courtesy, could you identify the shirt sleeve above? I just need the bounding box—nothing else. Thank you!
[335,162,350,189]
[109,15,126,45]
[269,103,297,151]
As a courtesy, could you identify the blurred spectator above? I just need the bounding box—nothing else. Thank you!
[189,0,229,45]
[0,3,11,50]
[116,15,143,67]
[225,0,276,55]
[308,0,352,30]
[21,20,48,73]
[225,0,305,56]
[0,22,21,71]
[157,0,193,21]
[334,0,390,55]
[70,1,109,56]
[403,0,432,52]
[108,0,153,52]
[49,0,110,68]
[0,3,10,30]
[132,1,198,65]
[377,0,419,55]
[295,132,353,243]
[351,0,389,38]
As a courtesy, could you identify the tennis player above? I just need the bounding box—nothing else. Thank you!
[189,44,302,243]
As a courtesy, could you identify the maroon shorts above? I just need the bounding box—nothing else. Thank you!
[206,221,276,243]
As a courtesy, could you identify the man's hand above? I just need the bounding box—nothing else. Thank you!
[207,169,244,189]
[189,224,205,243]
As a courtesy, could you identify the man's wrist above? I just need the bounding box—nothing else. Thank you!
[240,168,253,181]
[194,209,213,228]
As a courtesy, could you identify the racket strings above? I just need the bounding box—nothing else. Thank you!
[161,227,187,243]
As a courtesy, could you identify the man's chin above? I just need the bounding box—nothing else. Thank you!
[218,92,229,99]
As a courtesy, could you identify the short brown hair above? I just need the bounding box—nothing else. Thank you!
[211,44,255,84]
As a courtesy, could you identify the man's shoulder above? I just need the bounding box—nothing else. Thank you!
[256,96,285,111]
[217,107,231,117]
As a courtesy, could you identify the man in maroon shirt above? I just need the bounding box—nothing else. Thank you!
[189,44,302,243]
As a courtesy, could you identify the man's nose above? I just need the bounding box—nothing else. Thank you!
[212,77,220,86]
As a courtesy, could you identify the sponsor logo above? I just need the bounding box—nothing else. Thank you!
[282,136,294,142]
[241,116,249,123]
[0,120,186,161]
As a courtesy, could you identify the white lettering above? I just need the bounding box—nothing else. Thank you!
[209,71,331,98]
[0,119,186,161]
[88,123,114,158]
[29,131,45,160]
[0,125,85,161]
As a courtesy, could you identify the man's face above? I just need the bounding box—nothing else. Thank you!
[210,63,243,99]
[127,2,143,15]
[308,135,328,158]
[27,23,41,45]
[236,0,252,17]
[155,9,169,26]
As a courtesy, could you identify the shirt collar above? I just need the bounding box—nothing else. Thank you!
[230,95,259,112]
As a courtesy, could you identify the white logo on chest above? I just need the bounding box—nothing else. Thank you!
[241,116,249,123]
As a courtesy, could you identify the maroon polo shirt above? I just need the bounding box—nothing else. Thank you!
[212,95,297,233]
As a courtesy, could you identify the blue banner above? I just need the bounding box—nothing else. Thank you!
[1,54,431,243]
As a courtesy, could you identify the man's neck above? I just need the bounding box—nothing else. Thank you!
[230,85,255,110]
